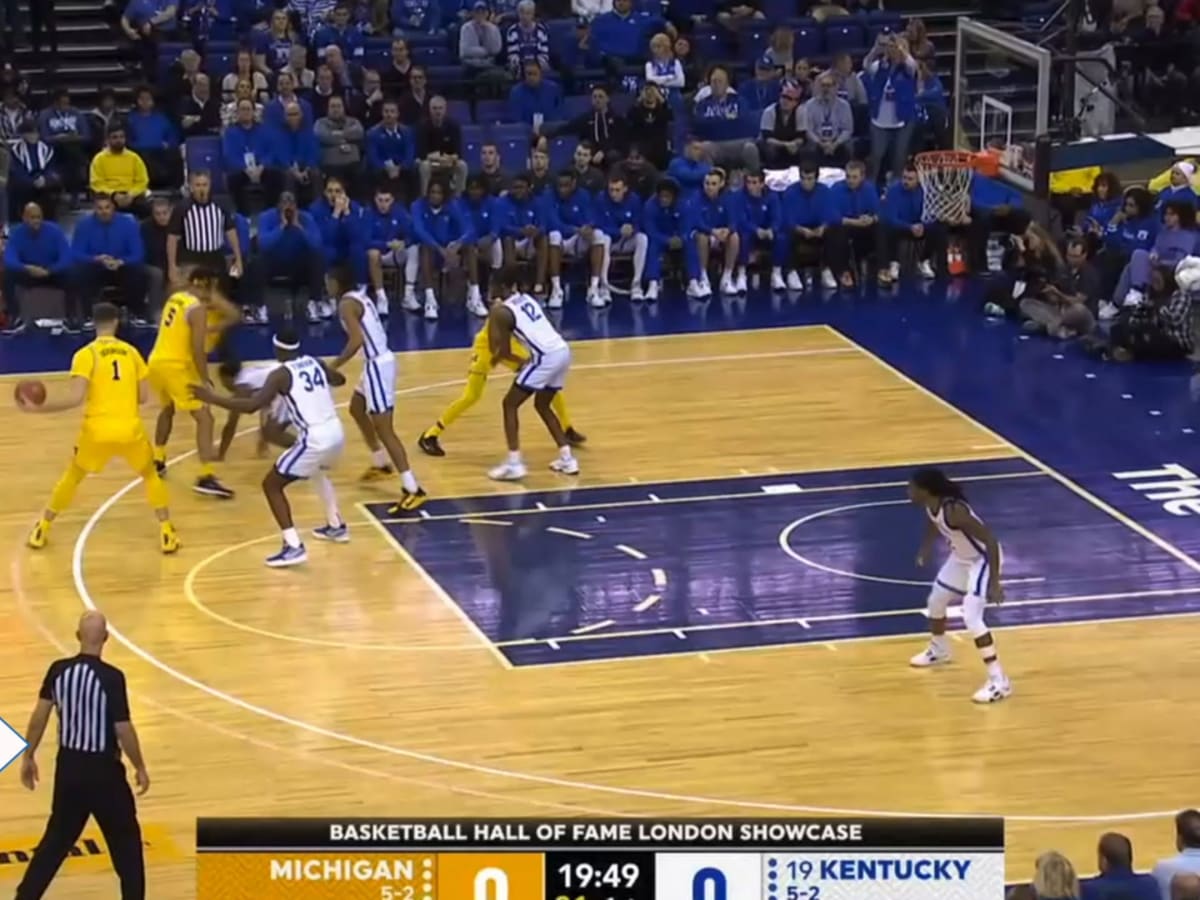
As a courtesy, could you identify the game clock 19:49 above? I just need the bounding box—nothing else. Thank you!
[545,852,655,900]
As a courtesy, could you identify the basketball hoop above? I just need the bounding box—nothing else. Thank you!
[914,150,977,223]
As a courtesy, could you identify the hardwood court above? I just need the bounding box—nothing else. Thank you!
[2,325,1195,897]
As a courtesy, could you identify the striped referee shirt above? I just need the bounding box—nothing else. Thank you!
[170,197,233,256]
[38,655,130,759]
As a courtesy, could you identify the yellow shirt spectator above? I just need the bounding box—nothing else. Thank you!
[90,145,150,196]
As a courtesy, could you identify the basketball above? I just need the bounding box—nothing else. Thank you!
[15,380,47,408]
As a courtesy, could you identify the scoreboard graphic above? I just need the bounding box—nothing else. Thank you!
[195,818,1005,899]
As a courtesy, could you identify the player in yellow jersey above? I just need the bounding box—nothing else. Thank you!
[416,318,586,457]
[147,266,237,498]
[17,303,180,553]
[151,277,240,474]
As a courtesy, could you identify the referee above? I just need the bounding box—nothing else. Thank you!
[16,611,150,900]
[167,169,245,308]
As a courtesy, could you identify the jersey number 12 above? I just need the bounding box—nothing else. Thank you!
[520,301,542,322]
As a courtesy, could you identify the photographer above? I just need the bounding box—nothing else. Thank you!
[1108,261,1194,361]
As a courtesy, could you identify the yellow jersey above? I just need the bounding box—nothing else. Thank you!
[150,291,202,368]
[204,306,227,353]
[71,336,148,444]
[469,327,526,374]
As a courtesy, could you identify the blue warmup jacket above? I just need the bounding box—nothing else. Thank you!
[366,123,415,170]
[1084,198,1121,232]
[410,199,472,247]
[642,196,691,243]
[127,109,179,151]
[666,158,712,198]
[735,190,782,233]
[453,195,502,240]
[689,191,741,233]
[591,9,650,59]
[222,122,276,171]
[882,183,926,228]
[309,198,366,263]
[864,60,917,125]
[830,180,881,221]
[264,95,314,132]
[507,80,562,126]
[594,192,643,239]
[71,213,145,265]
[498,193,543,239]
[4,222,72,273]
[544,188,594,238]
[1156,183,1200,212]
[258,208,323,258]
[782,182,836,230]
[364,206,412,250]
[1105,214,1158,254]
[269,124,320,169]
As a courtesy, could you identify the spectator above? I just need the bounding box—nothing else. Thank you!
[1154,810,1200,898]
[273,101,323,206]
[666,137,712,199]
[915,59,949,151]
[505,0,550,77]
[366,98,413,194]
[543,167,602,306]
[8,120,61,225]
[163,48,204,108]
[141,197,172,316]
[1109,260,1194,360]
[287,0,337,36]
[566,140,606,194]
[127,86,181,190]
[864,33,918,187]
[826,159,880,288]
[498,171,550,292]
[573,0,611,18]
[37,89,91,197]
[265,71,314,130]
[763,25,794,74]
[716,0,763,30]
[879,161,941,284]
[1174,875,1200,900]
[1155,162,1199,214]
[309,176,364,316]
[593,170,647,299]
[804,71,854,167]
[459,1,505,81]
[315,94,366,189]
[390,0,442,34]
[673,35,702,92]
[3,203,74,334]
[452,173,502,313]
[86,89,120,156]
[179,0,219,48]
[644,32,684,96]
[693,65,760,173]
[1032,852,1081,900]
[1079,832,1159,900]
[71,193,148,328]
[315,2,366,62]
[829,52,868,107]
[0,84,27,143]
[281,43,316,91]
[254,9,298,73]
[1101,186,1158,298]
[249,191,325,322]
[416,95,467,195]
[309,65,342,121]
[734,168,787,291]
[782,161,838,290]
[179,73,221,137]
[528,139,552,193]
[0,140,8,233]
[222,50,270,104]
[222,78,266,127]
[355,68,385,127]
[475,141,509,195]
[625,83,672,170]
[690,169,740,296]
[613,142,657,198]
[903,17,935,62]
[552,84,627,166]
[323,47,361,93]
[120,0,179,77]
[744,55,782,112]
[397,65,432,125]
[562,16,603,78]
[1081,171,1123,248]
[222,98,283,213]
[1110,200,1196,314]
[362,183,411,315]
[380,37,414,98]
[1020,237,1098,338]
[508,60,562,129]
[409,178,471,319]
[592,0,651,66]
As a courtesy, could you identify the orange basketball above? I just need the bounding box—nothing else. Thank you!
[15,380,47,407]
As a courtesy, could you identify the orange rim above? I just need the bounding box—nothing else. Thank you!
[914,150,976,170]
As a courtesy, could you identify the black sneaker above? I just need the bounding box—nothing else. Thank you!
[565,427,587,447]
[61,319,81,335]
[1,317,26,336]
[154,459,167,478]
[387,488,428,515]
[194,475,235,499]
[418,433,445,457]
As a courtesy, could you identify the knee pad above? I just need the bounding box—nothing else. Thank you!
[548,230,563,248]
[926,585,957,619]
[961,593,989,637]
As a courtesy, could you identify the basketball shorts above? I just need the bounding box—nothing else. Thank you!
[550,232,592,259]
[74,432,154,475]
[934,555,994,600]
[512,237,537,259]
[148,360,204,412]
[610,234,642,254]
[275,421,345,479]
[515,346,571,392]
[354,353,396,415]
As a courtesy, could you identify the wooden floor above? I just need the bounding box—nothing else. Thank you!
[1,326,1192,896]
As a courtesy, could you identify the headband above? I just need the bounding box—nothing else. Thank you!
[272,335,300,351]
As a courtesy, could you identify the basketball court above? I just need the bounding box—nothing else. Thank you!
[3,319,1198,897]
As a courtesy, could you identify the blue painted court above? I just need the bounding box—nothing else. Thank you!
[364,455,1200,666]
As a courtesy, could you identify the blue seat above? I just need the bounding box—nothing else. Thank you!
[740,24,772,60]
[792,22,822,58]
[363,44,391,69]
[204,50,236,78]
[690,29,725,62]
[185,136,225,191]
[561,94,591,119]
[491,122,528,142]
[762,0,797,22]
[499,139,527,173]
[474,98,508,124]
[461,123,487,146]
[867,10,904,30]
[824,21,866,54]
[426,64,466,85]
[610,93,633,116]
[404,31,447,48]
[549,137,573,171]
[464,137,483,166]
[412,45,452,64]
[446,99,471,124]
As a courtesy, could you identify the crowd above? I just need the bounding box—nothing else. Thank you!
[0,0,958,332]
[1010,809,1200,900]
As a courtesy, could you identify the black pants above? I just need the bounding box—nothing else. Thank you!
[967,208,1031,272]
[244,248,325,318]
[760,141,807,169]
[227,168,284,214]
[16,753,144,900]
[1111,313,1190,360]
[74,262,149,318]
[52,142,89,194]
[878,224,945,269]
[826,223,878,277]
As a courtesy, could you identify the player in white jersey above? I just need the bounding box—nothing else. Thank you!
[908,468,1012,703]
[215,359,292,459]
[194,329,350,568]
[486,269,580,481]
[329,277,427,513]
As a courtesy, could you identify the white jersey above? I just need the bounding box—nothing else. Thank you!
[929,498,986,563]
[236,362,286,422]
[344,290,390,361]
[504,292,567,355]
[280,356,339,432]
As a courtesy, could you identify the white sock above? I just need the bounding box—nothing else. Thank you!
[424,288,436,302]
[559,445,572,460]
[400,469,419,493]
[589,275,599,289]
[986,659,1005,680]
[282,527,301,548]
[507,450,522,466]
[600,236,613,283]
[931,634,949,653]
[371,449,388,468]
[632,234,648,284]
[551,275,562,290]
[313,473,343,527]
[374,288,387,303]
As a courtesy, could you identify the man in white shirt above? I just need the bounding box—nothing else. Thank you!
[1154,811,1200,900]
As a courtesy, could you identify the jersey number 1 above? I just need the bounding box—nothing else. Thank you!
[111,360,121,381]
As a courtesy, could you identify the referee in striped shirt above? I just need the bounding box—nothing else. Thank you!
[16,611,150,900]
[167,170,246,310]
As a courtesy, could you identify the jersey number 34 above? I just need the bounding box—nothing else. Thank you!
[298,368,326,392]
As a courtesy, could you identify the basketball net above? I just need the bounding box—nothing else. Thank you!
[915,151,975,223]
